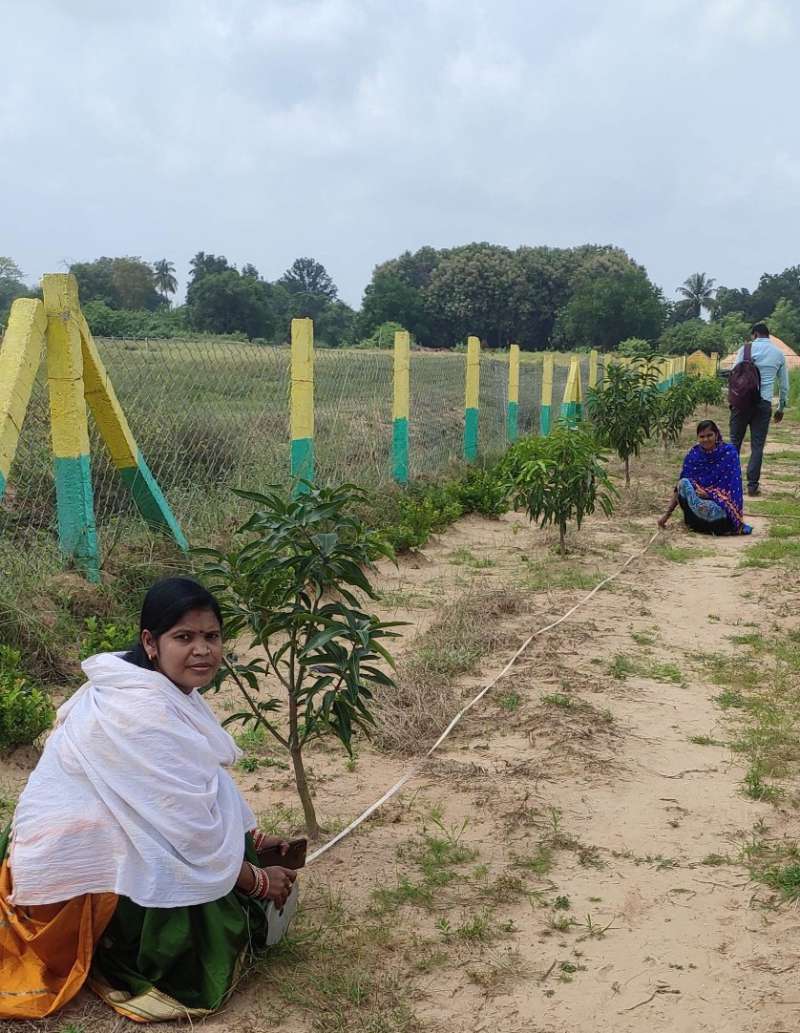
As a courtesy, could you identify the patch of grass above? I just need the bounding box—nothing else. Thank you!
[762,450,800,463]
[689,734,726,747]
[373,588,527,753]
[609,653,682,684]
[511,845,553,877]
[652,544,710,563]
[498,691,521,712]
[714,688,748,709]
[740,539,800,569]
[377,589,436,609]
[258,884,419,1032]
[631,630,657,647]
[542,691,573,708]
[0,795,14,825]
[769,521,800,538]
[258,803,304,836]
[747,495,800,520]
[519,558,600,592]
[447,547,496,569]
[744,764,783,803]
[702,853,733,866]
[609,654,636,680]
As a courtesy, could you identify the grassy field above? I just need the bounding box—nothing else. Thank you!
[1,339,582,547]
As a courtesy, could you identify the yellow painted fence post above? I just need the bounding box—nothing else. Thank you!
[463,336,480,460]
[290,318,315,490]
[0,299,47,503]
[392,330,410,484]
[42,274,100,581]
[506,344,520,443]
[540,354,554,435]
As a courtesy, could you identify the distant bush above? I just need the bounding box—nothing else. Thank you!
[83,300,189,339]
[0,646,54,751]
[355,321,408,350]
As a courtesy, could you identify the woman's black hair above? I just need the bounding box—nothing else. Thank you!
[124,577,223,670]
[696,419,722,439]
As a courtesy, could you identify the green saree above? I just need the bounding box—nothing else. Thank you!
[90,834,296,1022]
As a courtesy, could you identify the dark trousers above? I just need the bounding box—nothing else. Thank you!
[730,399,772,491]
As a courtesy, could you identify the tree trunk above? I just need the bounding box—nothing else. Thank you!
[288,689,321,839]
[559,522,567,555]
[290,745,321,840]
[624,456,631,488]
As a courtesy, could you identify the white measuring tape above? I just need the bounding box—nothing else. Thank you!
[307,529,661,864]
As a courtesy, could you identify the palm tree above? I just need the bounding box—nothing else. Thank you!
[153,259,178,305]
[677,272,717,319]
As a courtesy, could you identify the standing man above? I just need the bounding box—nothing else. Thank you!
[729,322,788,496]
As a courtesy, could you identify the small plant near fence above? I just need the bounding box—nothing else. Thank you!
[587,362,660,486]
[79,615,138,659]
[199,482,403,839]
[690,374,724,412]
[0,646,55,752]
[653,378,700,451]
[501,425,616,554]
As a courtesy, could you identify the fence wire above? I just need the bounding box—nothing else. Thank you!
[0,338,597,553]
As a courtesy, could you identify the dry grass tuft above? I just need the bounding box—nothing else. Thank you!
[373,588,530,754]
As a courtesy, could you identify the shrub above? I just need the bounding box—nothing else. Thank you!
[689,375,724,410]
[653,379,698,450]
[451,463,510,517]
[80,615,137,659]
[0,646,54,751]
[587,361,660,486]
[501,425,616,554]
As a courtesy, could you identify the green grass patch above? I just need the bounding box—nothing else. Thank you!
[519,558,600,592]
[610,653,683,684]
[747,496,800,520]
[447,547,496,569]
[689,734,726,747]
[652,544,711,563]
[740,540,800,569]
[769,521,800,539]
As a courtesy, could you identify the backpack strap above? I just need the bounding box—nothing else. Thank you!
[744,341,753,362]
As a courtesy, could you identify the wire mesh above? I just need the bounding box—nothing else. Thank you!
[409,351,465,478]
[0,333,599,557]
[314,349,393,488]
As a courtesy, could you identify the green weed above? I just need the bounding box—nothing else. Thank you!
[498,691,522,711]
[741,540,800,569]
[0,646,54,752]
[447,547,496,569]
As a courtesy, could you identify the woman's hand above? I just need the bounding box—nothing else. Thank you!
[657,514,670,529]
[263,865,297,908]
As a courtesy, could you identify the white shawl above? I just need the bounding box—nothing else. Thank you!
[9,653,256,908]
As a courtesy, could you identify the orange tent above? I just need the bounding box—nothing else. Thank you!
[719,334,800,370]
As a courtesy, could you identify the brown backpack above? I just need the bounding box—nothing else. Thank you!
[728,342,762,413]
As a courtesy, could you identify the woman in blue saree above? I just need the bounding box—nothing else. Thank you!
[659,420,752,535]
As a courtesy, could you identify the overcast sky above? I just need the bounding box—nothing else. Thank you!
[2,0,799,307]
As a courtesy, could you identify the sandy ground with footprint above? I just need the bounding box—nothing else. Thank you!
[2,416,799,1033]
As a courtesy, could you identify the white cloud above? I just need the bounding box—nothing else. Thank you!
[1,0,799,302]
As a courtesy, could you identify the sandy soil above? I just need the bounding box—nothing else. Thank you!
[2,423,799,1033]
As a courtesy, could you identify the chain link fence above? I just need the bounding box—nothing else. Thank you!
[0,338,597,550]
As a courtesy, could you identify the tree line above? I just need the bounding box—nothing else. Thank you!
[2,248,799,354]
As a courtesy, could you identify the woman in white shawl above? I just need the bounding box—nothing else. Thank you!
[0,577,298,1023]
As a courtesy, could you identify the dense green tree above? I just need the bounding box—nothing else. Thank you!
[658,312,749,356]
[188,252,231,285]
[555,260,665,351]
[751,267,800,318]
[153,259,178,304]
[676,272,716,319]
[186,270,273,339]
[278,257,338,320]
[769,297,800,349]
[315,299,357,347]
[82,300,188,338]
[70,257,161,311]
[358,247,443,344]
[425,243,521,349]
[0,257,32,319]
